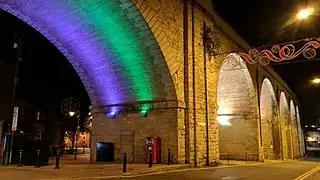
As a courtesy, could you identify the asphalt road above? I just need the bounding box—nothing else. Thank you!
[120,161,320,180]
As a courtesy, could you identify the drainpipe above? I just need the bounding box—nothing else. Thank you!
[191,0,197,167]
[183,0,190,164]
[203,22,209,166]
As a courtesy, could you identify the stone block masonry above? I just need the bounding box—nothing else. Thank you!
[90,107,179,164]
[217,63,259,160]
[89,0,304,167]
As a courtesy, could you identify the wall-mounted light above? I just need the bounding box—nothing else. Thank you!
[217,115,232,126]
[140,109,148,117]
[109,111,117,119]
[217,108,232,126]
[139,104,150,117]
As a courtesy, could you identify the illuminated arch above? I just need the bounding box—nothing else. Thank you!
[279,92,293,159]
[0,1,176,108]
[217,53,258,160]
[260,78,281,160]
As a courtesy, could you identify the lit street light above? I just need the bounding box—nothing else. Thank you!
[69,111,75,117]
[311,78,320,84]
[297,8,314,20]
[61,97,80,160]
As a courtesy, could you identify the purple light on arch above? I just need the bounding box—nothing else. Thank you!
[0,0,176,108]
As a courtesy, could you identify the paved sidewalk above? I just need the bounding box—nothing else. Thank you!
[0,163,190,180]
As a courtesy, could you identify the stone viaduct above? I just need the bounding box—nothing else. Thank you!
[0,0,305,167]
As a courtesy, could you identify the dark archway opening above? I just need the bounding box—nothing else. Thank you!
[0,9,91,157]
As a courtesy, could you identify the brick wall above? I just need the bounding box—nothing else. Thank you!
[90,106,178,164]
[260,79,281,160]
[217,56,258,160]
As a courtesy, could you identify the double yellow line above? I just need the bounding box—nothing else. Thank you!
[294,166,320,180]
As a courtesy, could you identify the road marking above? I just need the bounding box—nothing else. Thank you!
[294,166,320,180]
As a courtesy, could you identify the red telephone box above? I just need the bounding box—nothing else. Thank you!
[146,136,161,164]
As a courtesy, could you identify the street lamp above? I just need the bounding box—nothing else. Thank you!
[311,78,320,84]
[61,97,80,160]
[296,8,314,20]
[69,111,75,117]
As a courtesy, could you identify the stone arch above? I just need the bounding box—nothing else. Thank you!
[0,1,176,109]
[260,78,281,160]
[296,106,305,156]
[290,100,299,158]
[217,53,258,160]
[279,92,293,159]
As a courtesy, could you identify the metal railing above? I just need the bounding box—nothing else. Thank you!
[219,153,259,164]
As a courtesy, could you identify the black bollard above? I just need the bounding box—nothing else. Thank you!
[17,150,23,167]
[123,152,127,173]
[35,150,40,168]
[148,149,153,168]
[55,150,60,169]
[227,153,230,165]
[167,148,171,165]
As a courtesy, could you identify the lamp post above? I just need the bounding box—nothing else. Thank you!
[61,97,80,160]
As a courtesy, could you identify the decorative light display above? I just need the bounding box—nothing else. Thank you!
[0,0,169,106]
[238,39,320,66]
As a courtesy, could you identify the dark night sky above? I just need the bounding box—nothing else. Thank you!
[0,10,90,123]
[1,1,320,126]
[212,0,320,125]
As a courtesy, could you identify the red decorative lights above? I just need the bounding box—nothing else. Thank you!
[238,39,320,66]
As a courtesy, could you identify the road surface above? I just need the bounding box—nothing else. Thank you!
[119,161,320,180]
[0,160,319,180]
